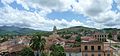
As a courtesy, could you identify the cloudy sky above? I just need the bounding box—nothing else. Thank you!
[0,0,120,31]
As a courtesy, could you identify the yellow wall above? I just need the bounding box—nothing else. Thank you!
[81,43,104,51]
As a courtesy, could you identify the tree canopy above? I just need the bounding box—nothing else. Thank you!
[75,35,81,42]
[117,35,120,41]
[50,44,66,56]
[108,33,112,39]
[19,47,34,56]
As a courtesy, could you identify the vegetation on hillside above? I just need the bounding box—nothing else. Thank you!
[75,35,81,42]
[0,26,52,36]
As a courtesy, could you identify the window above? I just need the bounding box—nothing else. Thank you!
[100,38,101,41]
[91,46,94,51]
[91,54,94,56]
[98,54,101,56]
[100,35,101,37]
[105,35,106,37]
[107,54,110,56]
[98,46,101,51]
[102,35,104,37]
[85,46,88,50]
[69,53,71,56]
[95,35,96,37]
[85,53,88,56]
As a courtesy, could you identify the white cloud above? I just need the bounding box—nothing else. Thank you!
[20,0,118,28]
[0,5,84,31]
[71,0,120,28]
[1,0,120,30]
[92,11,116,23]
[13,0,77,12]
[87,10,120,28]
[28,0,76,11]
[72,0,113,16]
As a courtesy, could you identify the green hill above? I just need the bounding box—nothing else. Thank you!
[0,26,51,36]
[0,26,120,36]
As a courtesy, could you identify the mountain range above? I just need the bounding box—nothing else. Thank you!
[0,26,119,36]
[0,26,44,35]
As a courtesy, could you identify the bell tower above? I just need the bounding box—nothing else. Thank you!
[53,26,57,34]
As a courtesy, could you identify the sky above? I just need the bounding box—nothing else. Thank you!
[0,0,120,31]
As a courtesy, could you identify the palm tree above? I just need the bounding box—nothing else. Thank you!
[19,47,34,56]
[29,33,46,56]
[50,44,66,56]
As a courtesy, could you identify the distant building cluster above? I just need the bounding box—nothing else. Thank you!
[0,26,120,56]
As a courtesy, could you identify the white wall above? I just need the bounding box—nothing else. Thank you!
[66,52,82,56]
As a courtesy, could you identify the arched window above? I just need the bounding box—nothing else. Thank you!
[85,46,88,51]
[91,54,94,56]
[107,54,110,56]
[85,53,88,56]
[98,54,101,56]
[98,46,101,51]
[91,46,94,51]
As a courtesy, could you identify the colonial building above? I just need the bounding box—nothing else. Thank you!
[64,39,82,56]
[111,32,118,41]
[81,41,113,56]
[93,32,108,42]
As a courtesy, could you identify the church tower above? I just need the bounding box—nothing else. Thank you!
[53,26,57,34]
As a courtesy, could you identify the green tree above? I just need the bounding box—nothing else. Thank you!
[64,35,71,39]
[108,33,112,39]
[19,47,34,56]
[75,35,81,42]
[0,35,8,43]
[50,44,66,56]
[29,33,46,56]
[117,35,120,41]
[41,51,48,56]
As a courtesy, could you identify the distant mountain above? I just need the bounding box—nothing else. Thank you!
[57,26,99,36]
[0,26,50,36]
[102,28,120,33]
[59,26,98,31]
[0,25,119,36]
[57,26,120,36]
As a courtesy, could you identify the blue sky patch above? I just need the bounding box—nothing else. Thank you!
[47,11,88,23]
[111,0,120,12]
[0,0,4,7]
[9,1,36,12]
[9,1,25,10]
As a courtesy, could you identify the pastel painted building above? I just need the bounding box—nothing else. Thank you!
[93,32,108,42]
[81,41,113,56]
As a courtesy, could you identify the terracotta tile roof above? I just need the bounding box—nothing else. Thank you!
[8,44,27,53]
[93,32,108,35]
[64,47,81,52]
[81,36,96,41]
[65,40,76,43]
[81,41,103,44]
[0,36,30,53]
